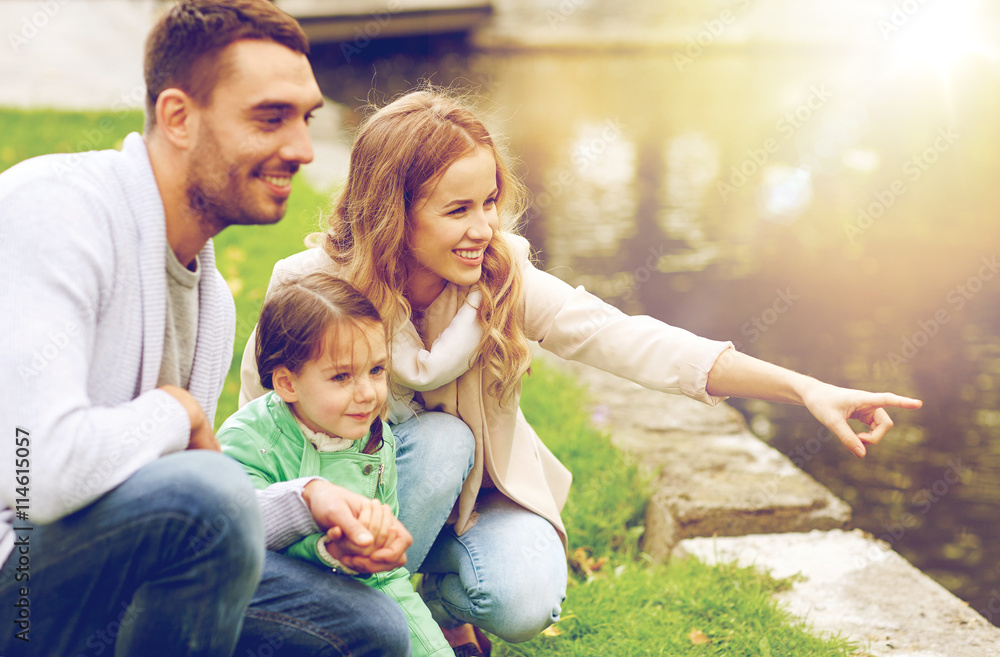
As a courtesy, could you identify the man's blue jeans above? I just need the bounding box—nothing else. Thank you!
[0,451,263,656]
[0,451,412,656]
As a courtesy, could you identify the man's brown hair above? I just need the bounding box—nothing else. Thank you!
[143,0,309,130]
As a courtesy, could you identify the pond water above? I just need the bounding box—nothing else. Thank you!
[307,7,1000,621]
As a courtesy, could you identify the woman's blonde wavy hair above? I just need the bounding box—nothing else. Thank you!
[314,89,531,405]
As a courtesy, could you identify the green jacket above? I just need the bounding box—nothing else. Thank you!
[218,391,396,567]
[218,391,452,657]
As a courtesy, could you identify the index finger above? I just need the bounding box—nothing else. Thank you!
[875,393,923,410]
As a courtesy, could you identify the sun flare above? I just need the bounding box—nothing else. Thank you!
[883,1,993,75]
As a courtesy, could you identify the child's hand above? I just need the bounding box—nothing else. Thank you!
[324,515,410,574]
[306,483,412,574]
[356,499,396,553]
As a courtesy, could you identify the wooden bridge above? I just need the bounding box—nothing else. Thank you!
[273,0,493,43]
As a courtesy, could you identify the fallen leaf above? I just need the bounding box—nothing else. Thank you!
[542,625,562,637]
[689,628,711,645]
[568,547,610,577]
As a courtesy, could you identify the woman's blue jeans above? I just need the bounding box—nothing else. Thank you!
[393,413,567,644]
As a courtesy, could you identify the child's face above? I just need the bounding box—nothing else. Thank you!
[277,320,388,441]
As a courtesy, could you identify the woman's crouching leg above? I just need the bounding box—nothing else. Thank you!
[393,411,476,574]
[419,491,567,644]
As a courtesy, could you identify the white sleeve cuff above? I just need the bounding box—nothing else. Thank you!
[680,343,735,406]
[257,477,322,551]
[315,537,360,575]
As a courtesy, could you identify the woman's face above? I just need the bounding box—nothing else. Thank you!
[406,147,499,305]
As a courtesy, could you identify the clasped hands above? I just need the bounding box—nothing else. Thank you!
[303,479,413,574]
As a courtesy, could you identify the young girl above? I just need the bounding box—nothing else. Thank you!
[219,273,454,657]
[239,89,922,654]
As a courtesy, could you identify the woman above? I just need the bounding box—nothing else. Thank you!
[240,89,921,653]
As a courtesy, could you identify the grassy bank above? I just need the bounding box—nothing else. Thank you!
[512,363,858,656]
[3,108,861,656]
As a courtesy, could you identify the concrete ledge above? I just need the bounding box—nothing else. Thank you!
[680,530,1000,656]
[531,351,1000,651]
[533,350,850,554]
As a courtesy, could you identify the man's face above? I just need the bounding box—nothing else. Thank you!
[186,39,323,228]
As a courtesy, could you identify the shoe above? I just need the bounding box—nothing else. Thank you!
[447,625,491,657]
[453,643,484,657]
[472,626,492,656]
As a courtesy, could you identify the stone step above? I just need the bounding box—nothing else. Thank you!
[680,530,1000,656]
[533,350,850,557]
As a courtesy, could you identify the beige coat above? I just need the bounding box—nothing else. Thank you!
[239,235,731,547]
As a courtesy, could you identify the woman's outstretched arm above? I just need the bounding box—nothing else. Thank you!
[705,348,923,458]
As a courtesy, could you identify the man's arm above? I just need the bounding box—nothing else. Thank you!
[160,384,220,451]
[0,174,192,524]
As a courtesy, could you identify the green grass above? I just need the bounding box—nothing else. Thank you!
[510,362,860,657]
[4,108,862,657]
[211,179,332,424]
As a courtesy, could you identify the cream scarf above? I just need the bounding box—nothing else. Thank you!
[387,285,482,422]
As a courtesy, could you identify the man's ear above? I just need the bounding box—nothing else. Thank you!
[154,88,198,149]
[271,366,299,404]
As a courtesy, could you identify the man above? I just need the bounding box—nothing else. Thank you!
[0,1,414,654]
